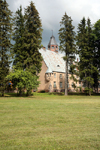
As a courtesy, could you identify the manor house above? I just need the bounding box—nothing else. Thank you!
[38,35,81,92]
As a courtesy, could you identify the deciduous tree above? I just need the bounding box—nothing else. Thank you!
[6,70,39,96]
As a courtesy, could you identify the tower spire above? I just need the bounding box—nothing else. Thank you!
[48,32,58,53]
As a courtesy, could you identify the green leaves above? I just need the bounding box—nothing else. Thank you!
[6,69,39,96]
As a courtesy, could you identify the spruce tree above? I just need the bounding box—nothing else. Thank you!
[77,18,97,95]
[92,20,100,92]
[0,0,12,96]
[24,1,42,75]
[59,13,76,95]
[13,5,25,70]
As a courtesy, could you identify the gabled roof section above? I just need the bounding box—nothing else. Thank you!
[39,48,65,73]
[46,67,52,73]
[48,35,58,46]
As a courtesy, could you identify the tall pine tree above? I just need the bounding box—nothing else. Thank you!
[13,5,25,70]
[24,1,42,75]
[92,20,100,92]
[0,0,12,96]
[59,13,76,95]
[77,17,97,95]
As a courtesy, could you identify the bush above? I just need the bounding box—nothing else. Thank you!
[39,90,46,93]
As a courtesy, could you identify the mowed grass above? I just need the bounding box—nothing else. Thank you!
[0,94,100,150]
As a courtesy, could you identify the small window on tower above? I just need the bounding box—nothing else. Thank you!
[52,46,54,49]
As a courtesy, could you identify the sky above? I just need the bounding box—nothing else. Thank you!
[6,0,100,49]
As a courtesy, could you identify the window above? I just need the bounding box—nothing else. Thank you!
[60,74,62,78]
[83,82,86,88]
[98,83,100,88]
[54,81,56,88]
[54,73,56,78]
[71,82,74,88]
[60,82,62,88]
[52,46,54,49]
[72,82,76,88]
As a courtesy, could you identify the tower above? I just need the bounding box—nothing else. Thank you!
[48,35,58,53]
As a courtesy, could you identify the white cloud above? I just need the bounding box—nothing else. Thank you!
[6,0,100,46]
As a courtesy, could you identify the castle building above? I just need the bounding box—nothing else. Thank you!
[38,35,81,92]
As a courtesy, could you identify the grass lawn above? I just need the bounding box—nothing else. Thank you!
[0,93,100,150]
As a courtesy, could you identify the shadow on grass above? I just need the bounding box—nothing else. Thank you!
[0,92,36,98]
[49,92,100,96]
[0,92,100,97]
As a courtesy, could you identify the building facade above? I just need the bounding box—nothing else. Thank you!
[38,35,81,92]
[38,35,100,93]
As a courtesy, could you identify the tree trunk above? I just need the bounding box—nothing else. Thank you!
[1,91,4,97]
[89,83,91,96]
[65,59,68,95]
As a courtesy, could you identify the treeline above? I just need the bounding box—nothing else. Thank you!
[0,0,100,96]
[59,14,100,95]
[0,0,42,96]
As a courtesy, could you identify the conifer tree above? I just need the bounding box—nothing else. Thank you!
[59,13,76,95]
[92,20,100,92]
[0,0,12,96]
[24,1,42,75]
[77,17,97,95]
[13,5,25,70]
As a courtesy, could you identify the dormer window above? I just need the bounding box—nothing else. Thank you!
[57,65,60,67]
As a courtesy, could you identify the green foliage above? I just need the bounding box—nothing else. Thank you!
[23,1,43,75]
[13,6,25,70]
[12,2,43,95]
[6,70,39,96]
[0,0,12,96]
[59,13,76,55]
[13,2,43,75]
[69,61,79,87]
[77,17,98,95]
[92,19,100,91]
[58,13,76,95]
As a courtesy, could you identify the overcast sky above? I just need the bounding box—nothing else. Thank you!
[6,0,100,49]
